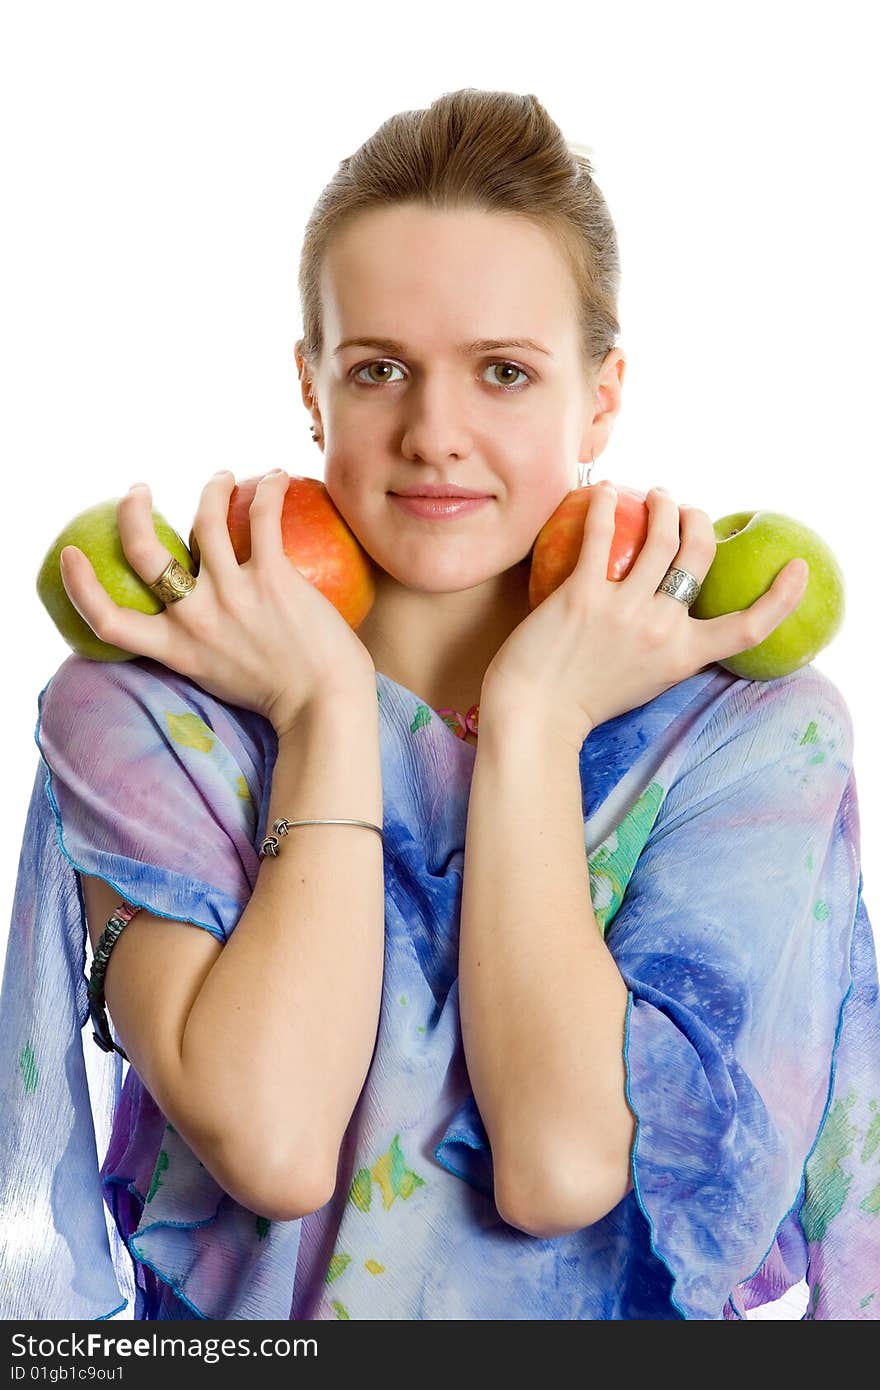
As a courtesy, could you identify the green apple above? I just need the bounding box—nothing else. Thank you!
[36,497,195,661]
[690,509,845,679]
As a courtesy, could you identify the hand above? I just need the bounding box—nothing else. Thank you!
[59,470,376,737]
[481,482,810,752]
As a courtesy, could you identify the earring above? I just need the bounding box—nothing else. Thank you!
[310,424,322,444]
[578,452,596,488]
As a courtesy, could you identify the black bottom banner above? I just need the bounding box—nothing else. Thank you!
[1,1316,680,1383]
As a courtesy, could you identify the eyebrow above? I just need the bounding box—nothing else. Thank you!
[331,335,553,358]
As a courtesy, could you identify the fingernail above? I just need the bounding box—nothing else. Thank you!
[128,482,148,491]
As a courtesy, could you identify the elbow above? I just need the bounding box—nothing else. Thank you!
[495,1189,605,1240]
[208,1131,339,1224]
[495,1156,635,1239]
[240,1170,336,1225]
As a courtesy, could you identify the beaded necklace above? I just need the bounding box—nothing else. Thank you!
[435,702,480,740]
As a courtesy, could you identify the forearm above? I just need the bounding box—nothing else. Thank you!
[179,686,385,1197]
[459,699,635,1234]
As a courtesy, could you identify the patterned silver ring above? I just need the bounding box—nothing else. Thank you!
[656,565,701,607]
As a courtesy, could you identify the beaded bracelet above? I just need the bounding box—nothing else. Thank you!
[87,900,141,1059]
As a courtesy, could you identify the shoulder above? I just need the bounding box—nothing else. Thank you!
[698,664,854,770]
[653,665,856,835]
[41,653,164,723]
[745,665,853,762]
[42,653,197,709]
[37,653,269,783]
[40,654,262,747]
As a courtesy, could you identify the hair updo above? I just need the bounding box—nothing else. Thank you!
[295,87,622,393]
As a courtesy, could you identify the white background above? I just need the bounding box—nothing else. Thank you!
[1,1,876,1322]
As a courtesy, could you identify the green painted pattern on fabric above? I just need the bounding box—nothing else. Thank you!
[326,1253,352,1283]
[350,1168,372,1213]
[19,1043,38,1094]
[348,1138,427,1215]
[861,1102,880,1163]
[813,900,830,922]
[146,1149,170,1204]
[588,780,666,938]
[331,1300,350,1319]
[801,718,829,764]
[372,1134,426,1210]
[802,1094,858,1240]
[859,1182,880,1214]
[409,704,433,735]
[255,1216,271,1240]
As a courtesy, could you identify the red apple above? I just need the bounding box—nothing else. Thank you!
[188,473,376,629]
[529,484,649,609]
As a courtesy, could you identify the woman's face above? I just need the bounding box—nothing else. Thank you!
[297,204,622,594]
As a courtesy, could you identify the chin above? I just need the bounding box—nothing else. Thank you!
[403,561,529,594]
[401,571,491,594]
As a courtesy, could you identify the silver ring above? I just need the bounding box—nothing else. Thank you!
[656,565,701,607]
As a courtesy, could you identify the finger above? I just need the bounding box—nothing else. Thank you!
[625,487,682,596]
[575,481,619,587]
[654,504,718,599]
[695,558,810,664]
[248,470,288,566]
[116,483,186,592]
[190,470,240,586]
[59,540,168,660]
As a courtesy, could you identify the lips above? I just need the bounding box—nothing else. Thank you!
[389,494,493,519]
[390,487,493,499]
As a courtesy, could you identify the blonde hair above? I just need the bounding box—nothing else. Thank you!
[295,88,621,389]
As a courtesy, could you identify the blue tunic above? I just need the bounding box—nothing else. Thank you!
[0,653,877,1319]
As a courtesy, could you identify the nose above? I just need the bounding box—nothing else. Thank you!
[399,377,474,463]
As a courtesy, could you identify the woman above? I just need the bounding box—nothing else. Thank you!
[1,88,876,1321]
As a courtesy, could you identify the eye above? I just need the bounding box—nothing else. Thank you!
[482,361,531,390]
[353,360,406,386]
[351,358,533,391]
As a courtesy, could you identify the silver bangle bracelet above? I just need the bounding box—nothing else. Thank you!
[259,816,385,858]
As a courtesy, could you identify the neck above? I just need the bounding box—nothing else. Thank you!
[357,560,532,710]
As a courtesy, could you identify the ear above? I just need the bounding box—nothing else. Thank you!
[579,349,626,461]
[294,343,321,426]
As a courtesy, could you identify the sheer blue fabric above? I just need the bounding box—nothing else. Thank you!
[0,652,876,1319]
